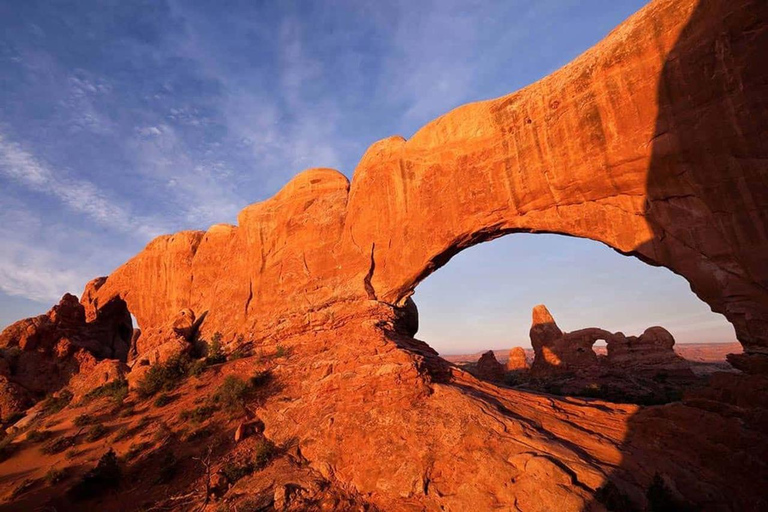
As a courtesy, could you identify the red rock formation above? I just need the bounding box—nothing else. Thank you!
[529,305,687,377]
[0,294,132,418]
[78,0,768,369]
[506,347,529,372]
[1,0,767,510]
[474,350,506,382]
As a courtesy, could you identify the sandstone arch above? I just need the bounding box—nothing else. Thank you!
[83,0,768,364]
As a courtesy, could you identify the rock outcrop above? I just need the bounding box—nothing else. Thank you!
[474,350,506,382]
[529,304,687,377]
[0,294,132,419]
[506,347,529,372]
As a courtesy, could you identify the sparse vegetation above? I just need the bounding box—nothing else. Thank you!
[82,379,128,405]
[125,441,152,461]
[220,438,276,485]
[221,459,252,484]
[275,344,287,358]
[68,449,121,500]
[179,404,218,425]
[136,355,195,398]
[205,332,227,365]
[212,376,251,412]
[252,438,277,469]
[153,393,175,407]
[86,424,108,442]
[113,426,131,442]
[73,413,95,427]
[26,429,52,443]
[153,421,173,442]
[40,390,73,416]
[42,435,78,455]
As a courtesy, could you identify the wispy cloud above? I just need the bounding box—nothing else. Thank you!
[0,131,167,238]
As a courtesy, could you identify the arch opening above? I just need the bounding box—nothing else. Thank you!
[408,233,739,404]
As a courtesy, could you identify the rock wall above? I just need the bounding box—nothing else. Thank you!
[77,0,767,366]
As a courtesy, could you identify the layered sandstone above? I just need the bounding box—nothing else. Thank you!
[0,0,766,510]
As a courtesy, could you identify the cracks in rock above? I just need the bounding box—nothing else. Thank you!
[364,243,377,301]
[244,280,253,317]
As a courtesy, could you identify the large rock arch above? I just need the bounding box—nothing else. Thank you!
[84,0,768,362]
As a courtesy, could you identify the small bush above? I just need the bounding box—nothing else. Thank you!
[275,344,287,358]
[136,355,194,398]
[26,429,52,443]
[73,414,94,427]
[212,376,251,412]
[82,379,128,405]
[179,404,218,425]
[125,442,152,461]
[45,467,66,484]
[41,390,73,416]
[68,449,121,500]
[85,424,108,442]
[113,426,131,442]
[188,359,207,377]
[153,393,175,407]
[221,460,252,484]
[42,435,78,455]
[206,333,226,365]
[252,438,276,470]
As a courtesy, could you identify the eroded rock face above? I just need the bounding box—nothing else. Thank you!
[474,350,506,382]
[506,347,529,372]
[0,294,132,418]
[530,305,685,377]
[76,0,768,364]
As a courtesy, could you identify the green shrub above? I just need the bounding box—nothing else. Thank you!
[68,449,121,500]
[41,390,73,416]
[125,441,151,461]
[274,344,286,358]
[179,404,218,425]
[221,460,252,483]
[42,435,77,455]
[26,429,52,443]
[212,376,254,412]
[153,393,175,407]
[82,379,128,405]
[206,333,226,365]
[45,467,66,484]
[85,424,108,442]
[136,355,194,398]
[252,438,276,470]
[188,359,207,377]
[113,426,131,442]
[73,414,94,427]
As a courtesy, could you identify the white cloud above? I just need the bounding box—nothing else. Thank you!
[0,131,167,239]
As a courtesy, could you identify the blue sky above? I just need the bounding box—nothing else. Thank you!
[0,0,736,353]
